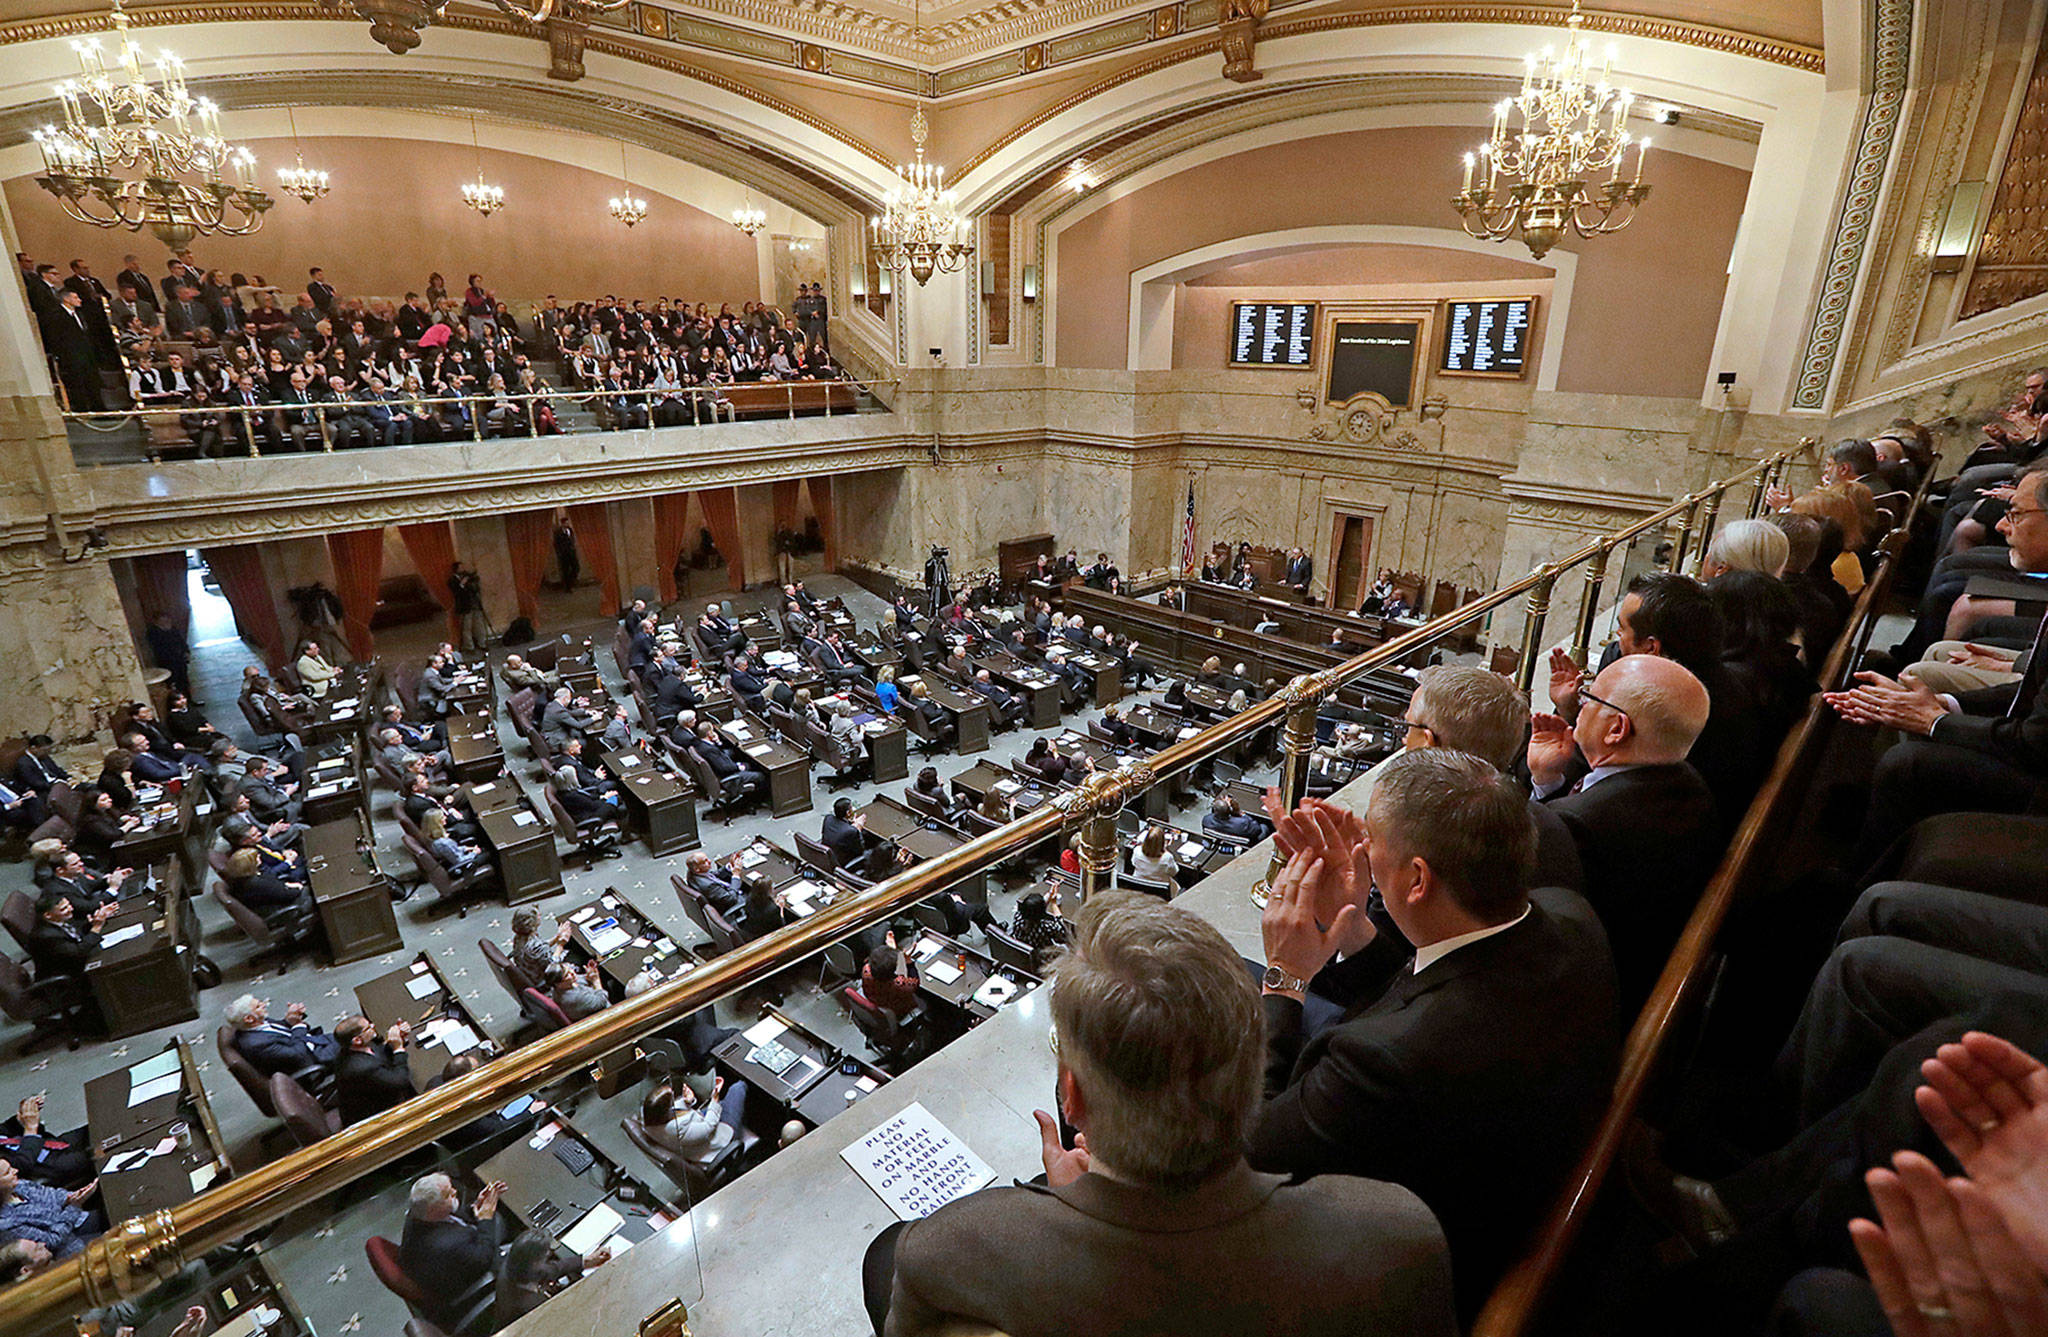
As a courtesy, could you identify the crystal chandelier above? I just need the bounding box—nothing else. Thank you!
[460,117,505,216]
[870,106,972,287]
[322,0,632,56]
[608,142,646,227]
[1451,0,1651,259]
[30,0,272,247]
[731,202,766,236]
[276,106,330,204]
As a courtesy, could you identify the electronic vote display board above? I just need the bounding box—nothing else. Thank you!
[1325,320,1421,408]
[1229,302,1318,367]
[1439,297,1536,377]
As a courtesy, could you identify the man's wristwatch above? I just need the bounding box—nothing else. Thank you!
[1261,964,1310,994]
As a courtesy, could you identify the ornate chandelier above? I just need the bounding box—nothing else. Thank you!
[731,200,766,236]
[460,117,505,216]
[276,106,330,204]
[608,142,646,227]
[1451,0,1651,259]
[870,106,972,287]
[321,0,631,56]
[31,0,272,247]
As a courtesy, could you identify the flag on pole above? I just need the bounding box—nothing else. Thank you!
[1179,476,1198,575]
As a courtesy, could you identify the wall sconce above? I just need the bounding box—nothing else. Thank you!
[980,261,997,296]
[851,269,867,299]
[1932,180,1986,275]
[1021,264,1039,302]
[877,269,892,297]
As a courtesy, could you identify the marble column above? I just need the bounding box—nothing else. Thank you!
[0,546,151,743]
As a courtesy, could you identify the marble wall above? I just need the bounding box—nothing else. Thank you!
[0,551,149,744]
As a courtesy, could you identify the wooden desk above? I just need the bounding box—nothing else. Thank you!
[718,715,811,818]
[847,639,902,679]
[87,1040,232,1221]
[732,838,806,889]
[1125,705,1200,751]
[946,762,1051,815]
[357,953,500,1089]
[143,1248,313,1337]
[600,747,700,856]
[477,787,565,903]
[905,929,1034,1023]
[902,675,988,755]
[1068,652,1123,707]
[87,863,196,1039]
[300,738,367,825]
[111,782,198,883]
[446,712,505,783]
[476,1118,675,1251]
[973,653,1062,729]
[308,663,383,745]
[862,720,908,784]
[713,1008,883,1119]
[462,777,524,815]
[303,817,403,964]
[853,797,923,844]
[562,891,691,992]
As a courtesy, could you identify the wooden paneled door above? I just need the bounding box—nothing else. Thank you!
[1326,512,1375,611]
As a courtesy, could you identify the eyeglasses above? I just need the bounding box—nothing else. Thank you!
[1578,683,1631,720]
[1401,717,1436,744]
[2004,504,2048,523]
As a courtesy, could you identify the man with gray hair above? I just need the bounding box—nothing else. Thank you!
[224,994,339,1077]
[869,891,1457,1337]
[1255,750,1618,1320]
[399,1170,505,1328]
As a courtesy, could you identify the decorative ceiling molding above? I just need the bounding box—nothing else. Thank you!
[0,0,1822,103]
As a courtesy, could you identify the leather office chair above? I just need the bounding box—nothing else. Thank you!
[505,685,536,732]
[271,1071,339,1146]
[47,783,82,828]
[543,786,623,867]
[911,901,954,937]
[478,938,534,1005]
[805,722,866,790]
[669,875,719,952]
[679,747,754,825]
[1,891,39,955]
[400,833,496,918]
[523,987,569,1033]
[404,1322,449,1337]
[1119,872,1175,901]
[893,701,948,755]
[25,814,72,848]
[792,831,838,872]
[621,1114,743,1205]
[210,879,318,972]
[700,902,745,957]
[366,1237,497,1337]
[981,923,1041,976]
[838,986,922,1068]
[218,1023,281,1118]
[0,953,89,1052]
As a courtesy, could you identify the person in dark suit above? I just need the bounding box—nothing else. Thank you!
[688,722,765,802]
[332,1015,417,1126]
[815,633,866,687]
[40,285,107,411]
[969,669,1026,728]
[24,891,112,979]
[726,656,768,714]
[867,890,1458,1337]
[222,847,311,919]
[822,797,874,875]
[306,267,336,313]
[1285,547,1314,596]
[399,1171,505,1328]
[1825,461,2048,863]
[683,851,747,919]
[62,260,118,364]
[1529,653,1718,1010]
[224,994,341,1077]
[1254,751,1620,1319]
[1201,794,1269,843]
[12,737,67,798]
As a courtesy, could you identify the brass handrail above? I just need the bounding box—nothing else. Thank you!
[1470,453,1938,1337]
[0,441,1811,1333]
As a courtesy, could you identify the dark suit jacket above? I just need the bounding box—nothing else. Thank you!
[399,1211,502,1323]
[1252,887,1618,1318]
[1527,797,1587,894]
[26,921,96,976]
[233,1022,341,1076]
[1543,762,1720,1009]
[822,814,867,867]
[884,1161,1456,1337]
[336,1042,416,1126]
[689,867,744,918]
[1935,633,2048,772]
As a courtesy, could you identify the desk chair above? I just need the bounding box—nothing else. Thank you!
[217,1022,333,1115]
[400,833,497,919]
[542,786,623,867]
[902,788,947,822]
[365,1237,497,1337]
[47,783,82,828]
[1,891,38,955]
[838,986,924,1069]
[404,1322,449,1337]
[620,1114,748,1203]
[911,901,954,937]
[700,902,745,957]
[271,1071,339,1146]
[805,722,866,790]
[0,953,89,1052]
[211,878,319,973]
[523,986,570,1033]
[893,701,949,755]
[1118,872,1175,901]
[678,748,759,825]
[477,938,548,1040]
[981,923,1041,976]
[669,874,718,949]
[792,831,838,873]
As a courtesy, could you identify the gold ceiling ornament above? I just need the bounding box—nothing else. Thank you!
[30,0,272,246]
[1451,0,1651,259]
[275,105,330,204]
[321,0,631,56]
[608,140,646,227]
[460,115,505,216]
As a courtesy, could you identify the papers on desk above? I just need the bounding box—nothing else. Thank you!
[741,1016,788,1047]
[528,1121,562,1150]
[190,1162,219,1193]
[841,1102,996,1222]
[743,744,773,758]
[1179,841,1206,861]
[411,958,432,973]
[737,848,768,869]
[315,757,349,773]
[912,939,945,964]
[470,781,497,794]
[787,1055,824,1088]
[994,780,1021,794]
[569,907,595,923]
[105,1136,177,1172]
[512,811,539,827]
[863,722,891,736]
[855,1076,879,1093]
[129,1048,181,1085]
[422,1020,479,1054]
[615,753,642,768]
[559,1203,625,1255]
[307,784,340,799]
[587,924,632,956]
[728,724,753,740]
[973,976,1018,1008]
[99,924,145,949]
[925,959,963,985]
[332,698,361,710]
[127,1072,181,1108]
[1177,727,1201,740]
[783,881,820,917]
[406,974,441,1000]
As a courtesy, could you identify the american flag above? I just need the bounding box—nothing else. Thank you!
[1179,476,1198,575]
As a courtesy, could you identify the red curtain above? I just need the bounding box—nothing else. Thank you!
[324,528,385,660]
[699,487,744,592]
[654,493,692,603]
[503,511,552,627]
[397,521,460,640]
[807,475,838,570]
[127,552,193,637]
[566,502,620,615]
[198,544,287,668]
[771,480,801,536]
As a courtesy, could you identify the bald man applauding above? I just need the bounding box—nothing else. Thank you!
[1528,653,1719,1010]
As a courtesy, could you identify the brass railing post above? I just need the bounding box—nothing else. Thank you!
[315,406,334,452]
[1058,761,1153,905]
[1690,489,1725,576]
[470,395,484,442]
[1571,543,1612,668]
[1515,574,1556,695]
[1668,497,1700,572]
[239,407,260,457]
[1250,671,1328,906]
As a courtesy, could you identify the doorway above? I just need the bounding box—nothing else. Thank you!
[1326,512,1375,611]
